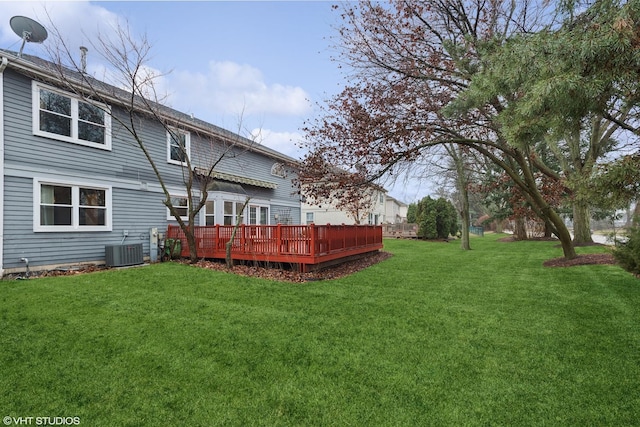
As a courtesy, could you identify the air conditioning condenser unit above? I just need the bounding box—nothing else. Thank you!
[105,243,143,267]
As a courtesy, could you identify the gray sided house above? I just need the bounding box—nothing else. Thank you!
[0,51,301,276]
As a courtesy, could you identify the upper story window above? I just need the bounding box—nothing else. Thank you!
[32,82,112,150]
[167,129,191,165]
[34,178,112,232]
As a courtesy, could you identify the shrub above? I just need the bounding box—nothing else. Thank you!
[415,196,458,239]
[613,226,640,275]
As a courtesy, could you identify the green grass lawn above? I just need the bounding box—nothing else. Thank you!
[1,234,638,426]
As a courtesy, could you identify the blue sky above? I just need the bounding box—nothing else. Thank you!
[0,1,426,202]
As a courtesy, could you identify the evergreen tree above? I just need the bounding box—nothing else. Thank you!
[415,196,458,239]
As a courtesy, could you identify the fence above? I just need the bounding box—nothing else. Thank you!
[382,223,418,238]
[469,226,484,237]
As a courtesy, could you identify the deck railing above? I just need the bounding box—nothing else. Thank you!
[166,223,383,271]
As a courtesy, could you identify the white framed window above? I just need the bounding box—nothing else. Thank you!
[34,178,112,232]
[204,200,215,225]
[167,129,191,165]
[199,193,271,226]
[32,82,112,150]
[248,205,269,225]
[306,212,314,224]
[223,201,246,225]
[167,196,189,221]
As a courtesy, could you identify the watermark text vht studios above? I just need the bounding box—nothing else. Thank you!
[3,416,80,426]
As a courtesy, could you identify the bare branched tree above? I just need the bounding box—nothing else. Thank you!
[40,19,256,262]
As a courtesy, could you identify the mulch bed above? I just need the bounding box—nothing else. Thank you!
[186,251,394,283]
[5,251,394,282]
[498,236,557,243]
[498,235,617,267]
[5,264,109,280]
[543,253,616,267]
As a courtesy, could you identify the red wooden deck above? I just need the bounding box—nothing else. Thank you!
[166,224,383,272]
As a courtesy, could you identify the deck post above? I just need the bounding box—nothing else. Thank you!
[276,224,282,256]
[240,224,245,252]
[215,224,220,253]
[343,224,346,250]
[309,224,317,259]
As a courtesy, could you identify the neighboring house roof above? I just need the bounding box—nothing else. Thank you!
[386,196,408,206]
[0,48,299,166]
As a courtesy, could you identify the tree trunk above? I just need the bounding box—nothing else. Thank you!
[543,220,553,238]
[632,202,640,226]
[186,233,199,263]
[548,208,577,258]
[559,234,578,257]
[225,232,237,269]
[186,220,199,263]
[458,181,471,250]
[572,201,593,244]
[460,208,471,250]
[513,216,527,240]
[226,197,251,269]
[516,150,577,258]
[449,143,471,250]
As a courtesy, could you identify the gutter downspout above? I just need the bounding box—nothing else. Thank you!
[0,57,9,277]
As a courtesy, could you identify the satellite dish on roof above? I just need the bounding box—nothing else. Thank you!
[10,16,48,57]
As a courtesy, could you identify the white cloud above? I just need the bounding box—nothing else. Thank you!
[0,2,173,104]
[250,128,305,160]
[89,62,172,103]
[0,2,121,58]
[170,61,312,117]
[0,2,311,121]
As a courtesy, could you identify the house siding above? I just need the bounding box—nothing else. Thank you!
[2,64,300,274]
[384,198,408,224]
[3,175,172,271]
[301,189,386,225]
[5,70,188,189]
